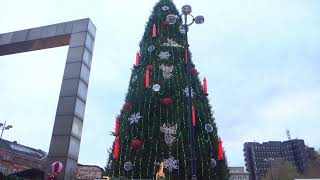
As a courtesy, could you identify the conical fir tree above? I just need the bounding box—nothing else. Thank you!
[108,0,229,179]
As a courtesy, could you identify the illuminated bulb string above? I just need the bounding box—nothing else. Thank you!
[131,68,142,178]
[154,15,163,175]
[141,66,151,178]
[194,79,208,176]
[171,37,181,178]
[145,102,152,176]
[139,64,151,178]
[149,43,158,175]
[179,55,193,177]
[118,108,127,176]
[202,97,216,177]
[150,44,158,177]
[153,16,162,171]
[176,58,187,179]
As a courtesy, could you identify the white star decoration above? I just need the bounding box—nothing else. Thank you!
[158,51,171,60]
[164,156,179,172]
[128,112,142,124]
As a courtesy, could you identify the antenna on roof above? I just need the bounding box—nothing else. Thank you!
[286,129,291,140]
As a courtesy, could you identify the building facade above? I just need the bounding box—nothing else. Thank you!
[244,139,315,180]
[0,139,47,175]
[229,167,250,180]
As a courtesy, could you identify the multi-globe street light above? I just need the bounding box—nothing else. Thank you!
[167,5,204,179]
[0,121,13,139]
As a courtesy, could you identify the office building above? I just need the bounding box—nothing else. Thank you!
[244,139,315,180]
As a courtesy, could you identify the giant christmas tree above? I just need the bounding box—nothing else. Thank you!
[106,0,229,179]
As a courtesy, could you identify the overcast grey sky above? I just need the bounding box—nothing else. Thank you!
[0,0,319,168]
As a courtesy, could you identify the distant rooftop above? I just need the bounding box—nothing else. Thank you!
[229,166,250,174]
[0,139,47,160]
[245,139,306,146]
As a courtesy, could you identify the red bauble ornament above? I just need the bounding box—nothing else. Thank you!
[131,139,143,150]
[218,137,224,160]
[135,52,140,66]
[163,20,170,29]
[51,161,63,174]
[114,137,120,160]
[146,69,150,88]
[162,97,173,106]
[203,77,208,95]
[192,105,196,127]
[123,102,131,110]
[191,67,198,75]
[146,64,154,71]
[115,116,120,136]
[152,24,157,38]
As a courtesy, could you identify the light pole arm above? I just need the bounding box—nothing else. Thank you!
[0,121,13,140]
[0,121,6,139]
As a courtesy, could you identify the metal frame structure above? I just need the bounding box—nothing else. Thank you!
[0,18,96,180]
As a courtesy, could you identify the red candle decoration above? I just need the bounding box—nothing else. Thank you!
[192,104,196,127]
[152,24,157,38]
[122,102,131,110]
[203,77,208,95]
[162,97,173,106]
[135,52,140,66]
[218,137,224,160]
[114,137,120,160]
[115,116,120,136]
[131,139,143,151]
[146,69,150,88]
[191,67,198,75]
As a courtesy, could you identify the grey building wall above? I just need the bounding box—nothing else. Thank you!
[243,139,315,180]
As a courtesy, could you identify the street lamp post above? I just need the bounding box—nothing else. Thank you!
[0,121,13,139]
[182,6,204,180]
[176,5,204,180]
